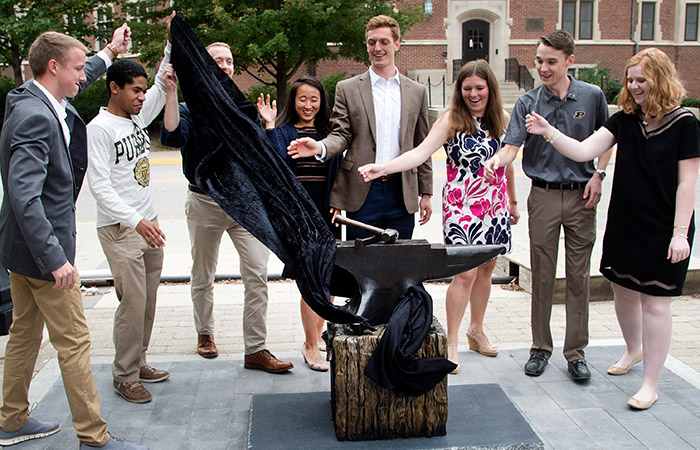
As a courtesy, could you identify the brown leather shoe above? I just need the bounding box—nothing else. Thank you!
[139,365,170,383]
[197,334,219,358]
[244,349,294,373]
[113,380,152,403]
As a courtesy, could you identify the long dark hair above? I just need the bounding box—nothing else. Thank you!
[275,75,331,138]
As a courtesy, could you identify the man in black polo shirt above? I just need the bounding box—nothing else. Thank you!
[485,29,612,382]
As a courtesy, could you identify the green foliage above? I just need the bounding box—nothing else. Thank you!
[126,0,423,103]
[245,83,277,106]
[682,98,700,108]
[321,72,347,106]
[0,75,14,127]
[578,62,622,104]
[0,0,116,86]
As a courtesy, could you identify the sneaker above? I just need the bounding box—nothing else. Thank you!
[0,417,60,446]
[138,365,170,383]
[113,380,152,403]
[80,434,148,449]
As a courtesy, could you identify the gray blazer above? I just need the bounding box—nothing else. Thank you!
[0,54,106,281]
[322,70,432,213]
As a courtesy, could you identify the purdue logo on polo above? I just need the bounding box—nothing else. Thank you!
[573,111,586,119]
[133,157,150,187]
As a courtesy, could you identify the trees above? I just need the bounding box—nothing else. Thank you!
[0,0,114,86]
[126,0,423,103]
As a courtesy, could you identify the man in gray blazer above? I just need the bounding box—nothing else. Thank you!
[0,28,146,450]
[288,15,432,239]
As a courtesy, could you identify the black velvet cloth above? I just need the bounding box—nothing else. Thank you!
[169,17,370,328]
[365,285,458,397]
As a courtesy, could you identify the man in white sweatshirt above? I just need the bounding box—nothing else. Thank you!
[87,42,178,404]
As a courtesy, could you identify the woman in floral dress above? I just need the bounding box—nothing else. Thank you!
[359,60,519,372]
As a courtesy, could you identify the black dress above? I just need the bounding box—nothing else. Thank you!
[601,107,700,296]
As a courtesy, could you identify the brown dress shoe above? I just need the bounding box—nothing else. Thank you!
[139,365,170,383]
[113,380,152,403]
[244,349,294,373]
[197,334,219,358]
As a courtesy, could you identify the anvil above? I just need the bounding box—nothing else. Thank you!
[329,238,505,326]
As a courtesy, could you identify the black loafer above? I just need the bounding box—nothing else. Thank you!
[568,358,591,381]
[524,351,548,376]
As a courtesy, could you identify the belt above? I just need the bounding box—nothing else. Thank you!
[379,173,399,182]
[532,180,585,191]
[188,184,206,194]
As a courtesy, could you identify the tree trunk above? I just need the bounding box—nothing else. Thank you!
[329,318,449,441]
[12,44,23,87]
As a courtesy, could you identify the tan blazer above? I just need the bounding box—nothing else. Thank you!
[322,71,432,213]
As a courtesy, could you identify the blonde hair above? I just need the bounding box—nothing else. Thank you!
[449,60,506,139]
[28,31,87,77]
[618,48,686,119]
[206,42,230,51]
[365,15,400,42]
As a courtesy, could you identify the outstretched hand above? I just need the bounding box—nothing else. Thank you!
[165,11,176,42]
[525,111,553,136]
[162,63,178,92]
[483,155,501,181]
[111,23,131,55]
[287,137,321,159]
[357,163,384,182]
[256,94,277,129]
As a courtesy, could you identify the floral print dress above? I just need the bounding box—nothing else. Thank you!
[442,117,511,253]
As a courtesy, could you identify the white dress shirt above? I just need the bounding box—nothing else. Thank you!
[369,66,402,164]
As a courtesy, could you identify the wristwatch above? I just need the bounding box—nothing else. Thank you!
[595,169,606,180]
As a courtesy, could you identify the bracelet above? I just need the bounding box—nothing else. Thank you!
[544,129,560,144]
[674,225,688,229]
[673,234,688,240]
[509,200,518,205]
[106,43,119,57]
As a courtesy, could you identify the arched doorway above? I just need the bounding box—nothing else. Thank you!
[462,19,490,62]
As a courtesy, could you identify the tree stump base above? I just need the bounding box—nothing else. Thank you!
[329,318,449,441]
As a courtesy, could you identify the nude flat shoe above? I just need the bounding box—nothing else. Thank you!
[627,393,658,410]
[607,352,643,375]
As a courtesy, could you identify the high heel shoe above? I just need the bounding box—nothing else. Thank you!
[466,331,499,357]
[627,393,658,410]
[301,346,329,372]
[607,352,643,375]
[447,344,459,374]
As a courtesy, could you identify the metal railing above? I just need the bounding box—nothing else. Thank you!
[505,58,534,92]
[414,74,454,108]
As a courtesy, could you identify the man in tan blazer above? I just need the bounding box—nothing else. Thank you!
[288,15,433,239]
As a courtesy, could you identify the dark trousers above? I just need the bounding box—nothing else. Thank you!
[346,178,414,240]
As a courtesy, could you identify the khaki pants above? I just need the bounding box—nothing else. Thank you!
[527,185,596,361]
[0,273,109,447]
[186,191,269,354]
[97,220,163,383]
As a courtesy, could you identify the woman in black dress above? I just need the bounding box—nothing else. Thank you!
[257,76,340,371]
[525,48,700,410]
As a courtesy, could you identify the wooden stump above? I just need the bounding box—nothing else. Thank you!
[329,318,448,441]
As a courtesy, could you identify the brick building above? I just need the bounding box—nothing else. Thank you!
[277,0,700,100]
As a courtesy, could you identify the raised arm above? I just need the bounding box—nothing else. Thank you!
[358,110,453,182]
[525,111,615,162]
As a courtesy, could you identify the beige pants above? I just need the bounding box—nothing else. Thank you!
[186,191,269,354]
[97,220,163,383]
[527,185,596,361]
[0,273,109,447]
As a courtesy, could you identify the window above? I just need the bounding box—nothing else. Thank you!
[641,2,655,40]
[579,1,593,39]
[561,1,594,39]
[686,4,699,41]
